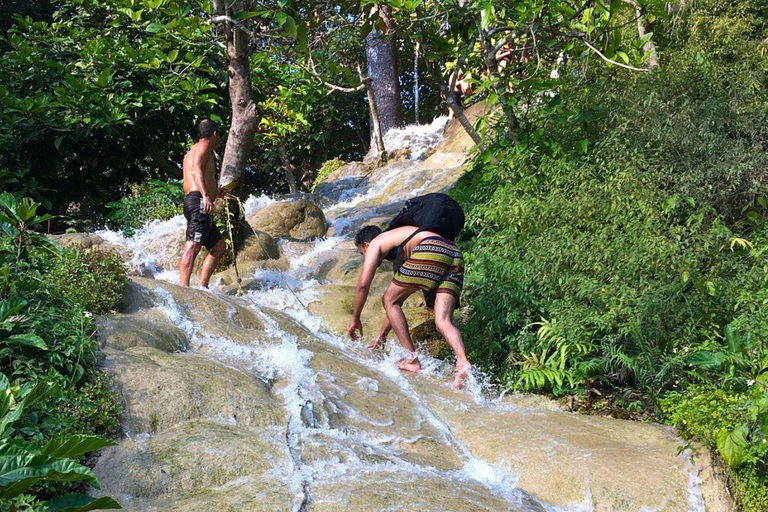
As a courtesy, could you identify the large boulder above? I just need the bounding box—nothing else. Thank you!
[49,232,112,250]
[248,199,327,240]
[93,420,287,503]
[95,309,189,353]
[102,347,283,435]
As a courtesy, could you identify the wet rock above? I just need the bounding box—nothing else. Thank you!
[410,377,702,512]
[215,230,281,287]
[386,146,411,162]
[94,420,286,501]
[95,309,189,352]
[312,472,545,512]
[50,232,114,251]
[436,101,492,154]
[144,231,186,273]
[239,230,279,260]
[248,199,327,240]
[102,347,283,434]
[124,278,266,345]
[119,279,156,313]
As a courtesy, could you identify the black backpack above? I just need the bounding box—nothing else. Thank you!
[386,193,465,241]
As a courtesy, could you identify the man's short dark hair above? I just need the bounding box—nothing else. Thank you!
[355,225,382,247]
[198,119,219,139]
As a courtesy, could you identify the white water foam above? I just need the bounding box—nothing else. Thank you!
[382,116,450,160]
[98,115,703,511]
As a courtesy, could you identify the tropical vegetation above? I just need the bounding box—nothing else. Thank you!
[2,0,767,509]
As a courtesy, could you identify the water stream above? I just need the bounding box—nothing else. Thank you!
[91,116,718,511]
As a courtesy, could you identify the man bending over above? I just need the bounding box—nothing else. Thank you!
[348,225,472,388]
[179,119,226,288]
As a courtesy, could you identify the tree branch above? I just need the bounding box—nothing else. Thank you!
[580,38,651,72]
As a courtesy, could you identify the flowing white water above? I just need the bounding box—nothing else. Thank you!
[98,117,710,511]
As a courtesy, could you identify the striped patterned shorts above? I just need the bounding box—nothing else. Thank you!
[393,236,464,305]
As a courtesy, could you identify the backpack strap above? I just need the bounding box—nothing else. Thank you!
[399,228,423,249]
[392,228,423,273]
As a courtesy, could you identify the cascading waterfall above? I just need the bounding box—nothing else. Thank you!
[91,115,718,512]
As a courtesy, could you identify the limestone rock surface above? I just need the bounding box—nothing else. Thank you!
[248,199,327,240]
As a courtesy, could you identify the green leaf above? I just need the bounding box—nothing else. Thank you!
[0,299,26,323]
[0,455,100,499]
[43,494,121,511]
[686,351,726,371]
[283,15,297,39]
[577,139,589,154]
[724,323,742,353]
[145,22,164,34]
[715,425,749,468]
[42,436,115,459]
[5,334,47,350]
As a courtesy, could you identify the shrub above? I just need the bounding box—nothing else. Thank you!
[105,179,184,236]
[0,194,123,507]
[312,158,345,192]
[46,248,126,315]
[453,0,768,506]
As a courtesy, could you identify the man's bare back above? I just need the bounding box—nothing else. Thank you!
[183,141,218,209]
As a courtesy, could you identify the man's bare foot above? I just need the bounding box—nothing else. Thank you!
[453,360,472,389]
[396,358,422,373]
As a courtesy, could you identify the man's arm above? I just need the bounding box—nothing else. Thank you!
[347,240,386,339]
[191,151,214,214]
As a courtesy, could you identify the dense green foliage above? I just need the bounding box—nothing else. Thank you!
[455,1,768,507]
[105,179,184,236]
[0,193,123,509]
[0,374,121,512]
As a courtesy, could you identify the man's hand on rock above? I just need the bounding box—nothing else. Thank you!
[367,335,385,350]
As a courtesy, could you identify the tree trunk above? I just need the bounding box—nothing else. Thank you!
[417,30,486,152]
[631,1,659,68]
[478,24,520,133]
[216,1,261,192]
[413,40,420,124]
[365,4,403,145]
[276,142,298,194]
[362,76,387,162]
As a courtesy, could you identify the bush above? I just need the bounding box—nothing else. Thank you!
[46,248,126,314]
[105,179,184,236]
[453,0,768,507]
[0,194,123,508]
[312,158,345,191]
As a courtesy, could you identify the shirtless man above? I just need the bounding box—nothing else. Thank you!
[347,225,472,388]
[179,119,227,288]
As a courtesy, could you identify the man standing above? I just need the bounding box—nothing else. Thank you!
[179,119,226,288]
[347,224,472,388]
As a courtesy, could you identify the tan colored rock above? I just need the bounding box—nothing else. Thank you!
[306,284,426,340]
[103,347,283,434]
[95,309,189,353]
[410,376,700,511]
[238,230,279,261]
[312,472,542,512]
[122,278,266,346]
[50,232,114,251]
[94,420,287,501]
[248,199,327,240]
[215,230,281,286]
[112,477,295,512]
